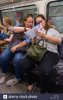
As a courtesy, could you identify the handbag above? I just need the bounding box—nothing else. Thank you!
[26,40,47,62]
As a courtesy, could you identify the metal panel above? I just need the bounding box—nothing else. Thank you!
[2,5,36,12]
[0,0,9,4]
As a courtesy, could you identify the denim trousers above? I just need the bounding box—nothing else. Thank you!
[0,33,8,40]
[0,47,26,79]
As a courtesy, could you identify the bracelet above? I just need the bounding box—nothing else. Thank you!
[24,27,26,31]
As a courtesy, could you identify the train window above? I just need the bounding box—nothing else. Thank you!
[2,5,37,26]
[47,1,63,33]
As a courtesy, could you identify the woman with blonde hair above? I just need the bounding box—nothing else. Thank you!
[0,16,13,45]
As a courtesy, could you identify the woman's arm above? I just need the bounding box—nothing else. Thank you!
[44,34,61,44]
[10,41,27,53]
[10,36,30,53]
[0,40,6,45]
[12,27,30,33]
[4,34,13,42]
[36,31,62,45]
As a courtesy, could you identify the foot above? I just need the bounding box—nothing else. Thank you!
[28,85,34,91]
[6,78,20,86]
[27,84,37,93]
[0,73,9,84]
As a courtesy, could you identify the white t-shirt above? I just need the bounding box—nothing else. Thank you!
[46,28,62,54]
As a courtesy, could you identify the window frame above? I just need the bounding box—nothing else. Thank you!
[46,0,63,33]
[46,0,63,20]
[2,4,37,25]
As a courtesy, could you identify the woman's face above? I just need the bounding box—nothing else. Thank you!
[36,17,46,28]
[24,17,34,28]
[2,18,7,27]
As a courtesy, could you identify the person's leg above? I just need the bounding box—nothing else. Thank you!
[21,56,36,83]
[13,52,26,79]
[6,52,26,86]
[0,47,13,84]
[39,51,59,93]
[0,47,13,73]
[21,56,36,92]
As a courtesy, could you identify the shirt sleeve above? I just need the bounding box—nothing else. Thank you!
[23,35,31,44]
[47,28,62,43]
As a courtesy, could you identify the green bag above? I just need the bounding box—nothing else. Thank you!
[26,43,47,62]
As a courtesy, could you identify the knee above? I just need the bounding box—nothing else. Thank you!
[13,54,23,66]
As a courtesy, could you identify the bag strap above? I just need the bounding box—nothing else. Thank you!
[30,29,48,46]
[36,30,48,47]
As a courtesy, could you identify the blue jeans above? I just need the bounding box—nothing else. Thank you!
[0,47,26,79]
[0,33,8,40]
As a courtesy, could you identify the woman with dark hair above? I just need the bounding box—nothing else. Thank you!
[19,14,62,93]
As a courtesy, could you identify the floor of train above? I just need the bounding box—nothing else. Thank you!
[0,68,26,93]
[0,68,40,94]
[0,67,63,94]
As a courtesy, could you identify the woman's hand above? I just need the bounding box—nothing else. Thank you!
[10,46,17,53]
[24,27,30,31]
[35,30,46,39]
[31,37,36,44]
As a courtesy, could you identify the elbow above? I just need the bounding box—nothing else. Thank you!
[56,38,62,45]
